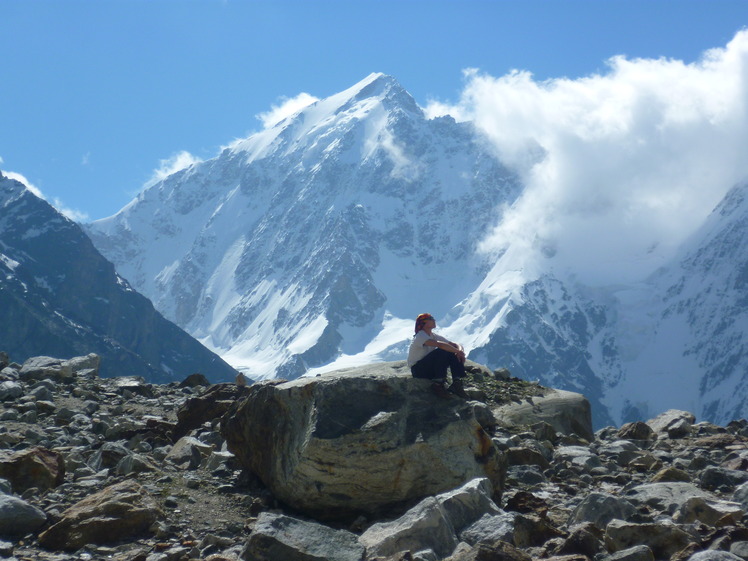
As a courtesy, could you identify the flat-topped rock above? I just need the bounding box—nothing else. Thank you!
[221,361,506,519]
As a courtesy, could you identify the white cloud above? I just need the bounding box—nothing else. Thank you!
[2,170,89,222]
[256,92,318,128]
[429,30,748,286]
[146,150,202,187]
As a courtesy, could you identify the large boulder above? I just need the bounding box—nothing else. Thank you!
[645,409,695,438]
[359,478,502,559]
[491,388,593,441]
[19,356,73,382]
[37,479,163,551]
[0,447,65,494]
[242,512,364,561]
[0,493,47,539]
[174,383,250,440]
[623,482,717,516]
[221,361,506,520]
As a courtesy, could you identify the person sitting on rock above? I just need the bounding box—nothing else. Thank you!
[407,313,468,398]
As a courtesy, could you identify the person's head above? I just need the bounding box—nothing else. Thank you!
[414,313,435,334]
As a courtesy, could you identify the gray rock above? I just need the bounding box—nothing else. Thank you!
[221,362,506,519]
[604,519,691,559]
[568,492,639,529]
[54,407,77,423]
[65,354,100,375]
[733,482,748,511]
[730,541,748,560]
[506,465,546,485]
[165,436,211,470]
[112,376,154,398]
[0,381,22,401]
[688,552,743,561]
[360,478,500,559]
[646,409,695,438]
[115,453,159,476]
[242,512,364,561]
[0,493,47,538]
[701,466,748,491]
[555,445,602,471]
[506,446,551,469]
[597,440,644,467]
[81,400,99,415]
[617,422,655,441]
[0,410,18,421]
[29,384,54,402]
[624,482,716,515]
[89,441,131,469]
[205,451,235,472]
[601,545,655,561]
[492,388,594,441]
[359,496,459,559]
[673,496,743,525]
[458,512,516,546]
[19,356,73,382]
[433,478,502,533]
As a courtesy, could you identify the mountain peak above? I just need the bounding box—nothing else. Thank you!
[332,72,419,114]
[226,73,421,159]
[0,173,31,206]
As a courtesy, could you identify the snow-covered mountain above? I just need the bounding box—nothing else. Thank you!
[605,181,748,426]
[85,73,748,427]
[86,73,522,380]
[0,173,237,383]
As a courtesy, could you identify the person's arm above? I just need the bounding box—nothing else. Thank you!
[425,336,466,362]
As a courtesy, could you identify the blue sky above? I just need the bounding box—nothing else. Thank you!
[2,0,747,221]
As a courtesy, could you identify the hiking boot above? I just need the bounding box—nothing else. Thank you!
[430,381,451,399]
[448,378,469,399]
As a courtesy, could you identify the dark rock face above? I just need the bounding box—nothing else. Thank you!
[0,174,237,384]
[0,352,748,561]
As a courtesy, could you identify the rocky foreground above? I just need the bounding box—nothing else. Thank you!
[0,353,747,561]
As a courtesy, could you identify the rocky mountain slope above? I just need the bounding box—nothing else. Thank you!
[0,174,237,383]
[84,73,748,428]
[1,351,747,561]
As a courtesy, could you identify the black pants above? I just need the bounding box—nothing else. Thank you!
[410,349,466,381]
